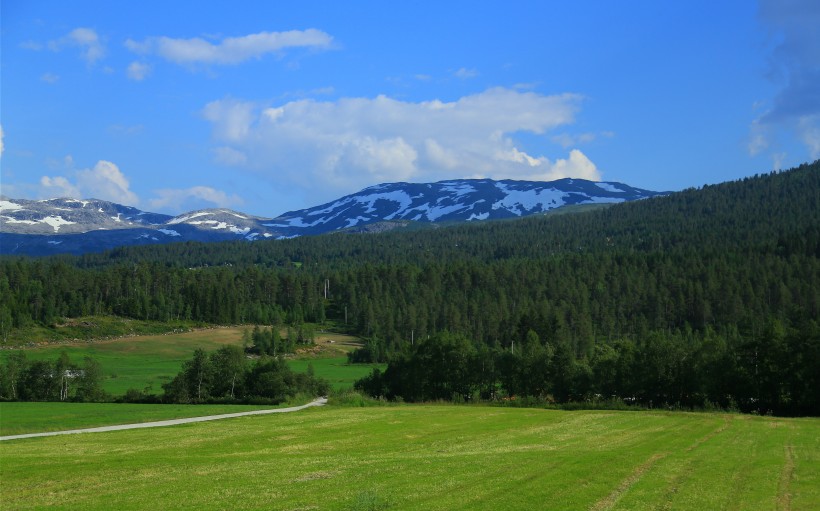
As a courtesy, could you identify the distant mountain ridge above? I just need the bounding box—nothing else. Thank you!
[0,177,666,255]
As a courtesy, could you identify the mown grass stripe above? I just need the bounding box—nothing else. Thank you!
[778,445,795,511]
[590,452,668,511]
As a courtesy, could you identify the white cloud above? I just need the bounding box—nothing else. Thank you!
[213,146,248,166]
[76,161,139,205]
[551,132,598,148]
[50,28,106,65]
[41,73,60,84]
[454,67,479,79]
[125,29,332,66]
[202,87,599,201]
[39,176,81,198]
[202,98,256,141]
[146,186,243,213]
[38,160,138,205]
[798,115,820,158]
[772,152,787,171]
[127,61,151,81]
[756,0,820,160]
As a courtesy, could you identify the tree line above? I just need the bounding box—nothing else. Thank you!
[0,351,106,402]
[162,346,329,404]
[354,324,818,415]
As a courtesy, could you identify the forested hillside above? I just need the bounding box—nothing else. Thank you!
[1,161,818,414]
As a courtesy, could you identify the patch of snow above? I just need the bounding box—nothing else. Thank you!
[48,241,63,245]
[245,232,260,240]
[354,191,413,218]
[229,226,250,235]
[439,182,476,197]
[272,216,327,228]
[1,216,38,225]
[168,211,213,225]
[345,216,371,228]
[0,200,24,212]
[276,234,301,240]
[595,182,623,193]
[98,208,105,213]
[425,203,470,221]
[582,196,626,204]
[467,212,490,221]
[111,214,123,222]
[492,184,566,216]
[158,229,181,237]
[40,215,76,232]
[263,233,273,238]
[63,199,89,207]
[226,211,248,219]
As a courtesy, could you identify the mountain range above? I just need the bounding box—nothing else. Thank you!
[0,177,666,256]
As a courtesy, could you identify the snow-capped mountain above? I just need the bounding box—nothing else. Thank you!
[0,177,666,255]
[267,178,664,234]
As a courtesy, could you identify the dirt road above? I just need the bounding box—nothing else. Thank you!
[0,397,327,441]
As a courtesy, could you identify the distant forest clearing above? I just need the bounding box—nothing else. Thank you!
[0,326,373,395]
[1,405,816,510]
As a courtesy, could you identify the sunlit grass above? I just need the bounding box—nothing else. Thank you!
[2,406,816,510]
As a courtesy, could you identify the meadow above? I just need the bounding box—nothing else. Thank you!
[0,327,377,395]
[0,401,282,436]
[1,405,816,510]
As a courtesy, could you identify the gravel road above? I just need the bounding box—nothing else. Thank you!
[0,397,327,441]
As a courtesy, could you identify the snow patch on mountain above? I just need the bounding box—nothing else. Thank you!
[41,216,76,232]
[0,200,24,212]
[168,212,212,225]
[596,182,623,193]
[492,184,566,215]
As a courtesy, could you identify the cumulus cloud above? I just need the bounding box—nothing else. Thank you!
[202,87,600,201]
[754,0,820,160]
[39,176,81,198]
[49,28,106,65]
[125,29,332,66]
[126,61,151,81]
[38,160,138,205]
[146,186,243,213]
[202,98,256,141]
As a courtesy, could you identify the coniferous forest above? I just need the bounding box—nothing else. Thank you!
[1,161,818,415]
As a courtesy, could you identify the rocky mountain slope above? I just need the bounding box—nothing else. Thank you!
[0,177,666,255]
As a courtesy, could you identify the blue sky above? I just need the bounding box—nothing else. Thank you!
[1,0,818,217]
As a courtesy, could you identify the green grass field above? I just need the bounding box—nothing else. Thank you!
[0,401,288,436]
[0,327,371,395]
[1,405,816,510]
[288,357,384,390]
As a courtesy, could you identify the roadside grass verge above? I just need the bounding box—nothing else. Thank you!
[0,401,284,436]
[1,406,816,510]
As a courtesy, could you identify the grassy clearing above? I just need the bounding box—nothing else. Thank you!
[0,327,248,395]
[1,406,816,510]
[288,357,384,390]
[0,401,281,436]
[0,327,365,395]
